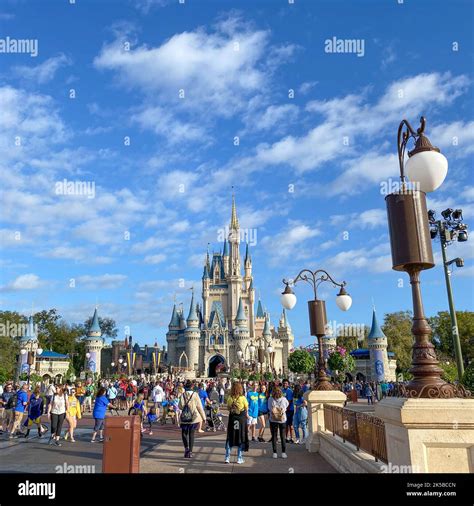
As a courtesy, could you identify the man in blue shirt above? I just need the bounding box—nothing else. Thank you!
[10,384,28,438]
[246,383,259,442]
[281,380,295,444]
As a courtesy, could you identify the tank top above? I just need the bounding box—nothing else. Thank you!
[51,393,67,415]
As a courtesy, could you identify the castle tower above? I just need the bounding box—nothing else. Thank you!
[233,296,250,362]
[278,309,294,374]
[254,298,266,339]
[185,291,201,374]
[222,238,229,277]
[367,307,389,382]
[84,307,104,376]
[19,315,40,375]
[166,304,180,366]
[202,252,210,324]
[228,194,242,329]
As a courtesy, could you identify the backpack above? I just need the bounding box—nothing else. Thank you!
[179,392,194,423]
[6,393,17,410]
[271,401,285,422]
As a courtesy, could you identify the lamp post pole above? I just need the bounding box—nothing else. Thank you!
[386,116,469,398]
[438,219,465,379]
[281,269,352,391]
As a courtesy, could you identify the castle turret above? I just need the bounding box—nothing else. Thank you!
[84,307,104,376]
[367,307,389,382]
[228,195,242,328]
[185,291,200,373]
[166,304,180,366]
[278,309,294,375]
[202,250,210,324]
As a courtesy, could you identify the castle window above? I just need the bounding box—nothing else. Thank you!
[218,334,224,345]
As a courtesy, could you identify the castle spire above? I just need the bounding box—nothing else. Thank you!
[186,289,199,326]
[236,297,247,327]
[88,307,101,338]
[230,193,239,230]
[169,304,180,327]
[367,307,386,340]
[263,312,271,337]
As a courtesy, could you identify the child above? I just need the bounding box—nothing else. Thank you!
[167,394,179,425]
[128,393,147,432]
[146,405,158,435]
[23,386,47,439]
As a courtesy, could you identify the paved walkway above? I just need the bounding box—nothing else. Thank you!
[140,425,336,473]
[0,414,336,474]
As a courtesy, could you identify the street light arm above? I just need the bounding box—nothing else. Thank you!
[283,269,346,300]
[397,117,422,182]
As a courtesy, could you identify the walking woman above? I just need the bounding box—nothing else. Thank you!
[91,387,114,443]
[65,387,81,442]
[24,386,47,439]
[268,386,289,459]
[257,383,269,442]
[178,380,206,458]
[293,384,308,444]
[225,382,249,464]
[47,385,69,446]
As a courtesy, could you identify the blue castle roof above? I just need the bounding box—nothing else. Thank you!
[88,308,101,334]
[236,297,247,327]
[208,301,226,328]
[367,309,386,340]
[39,350,68,359]
[186,292,199,326]
[223,238,229,256]
[263,313,271,336]
[256,300,265,318]
[20,315,37,342]
[169,304,180,327]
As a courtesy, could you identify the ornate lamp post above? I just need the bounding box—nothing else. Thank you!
[281,269,352,390]
[428,208,468,381]
[20,345,43,388]
[386,116,469,398]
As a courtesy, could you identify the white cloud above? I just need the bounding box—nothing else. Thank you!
[1,273,44,291]
[12,54,71,84]
[76,274,127,290]
[143,254,167,264]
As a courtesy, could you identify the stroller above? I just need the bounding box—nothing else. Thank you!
[205,401,226,432]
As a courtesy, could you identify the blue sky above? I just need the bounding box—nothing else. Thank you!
[0,0,473,349]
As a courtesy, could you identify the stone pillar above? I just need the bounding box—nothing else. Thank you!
[304,389,347,452]
[375,397,474,473]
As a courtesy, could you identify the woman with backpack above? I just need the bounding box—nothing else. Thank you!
[268,386,289,459]
[178,380,206,458]
[47,385,69,446]
[225,382,249,464]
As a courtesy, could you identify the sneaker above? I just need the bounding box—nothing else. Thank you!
[282,452,287,459]
[272,453,278,459]
[285,438,290,443]
[54,440,62,447]
[188,452,193,458]
[184,449,190,458]
[91,439,98,443]
[237,457,244,464]
[295,439,300,444]
[70,438,76,443]
[289,439,295,444]
[99,438,104,443]
[251,437,256,442]
[225,457,230,464]
[149,431,153,435]
[257,437,264,442]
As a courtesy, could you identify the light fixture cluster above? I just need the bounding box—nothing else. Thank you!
[429,208,469,243]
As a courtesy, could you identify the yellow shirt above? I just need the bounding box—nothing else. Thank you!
[227,395,248,415]
[67,396,82,419]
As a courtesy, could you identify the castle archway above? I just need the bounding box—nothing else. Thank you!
[208,354,225,377]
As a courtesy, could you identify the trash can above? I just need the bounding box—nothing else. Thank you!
[102,416,141,473]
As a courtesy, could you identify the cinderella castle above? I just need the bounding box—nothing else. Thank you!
[166,197,294,378]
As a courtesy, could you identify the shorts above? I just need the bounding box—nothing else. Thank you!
[258,411,267,417]
[94,418,105,431]
[27,417,42,427]
[286,411,294,426]
[247,417,258,425]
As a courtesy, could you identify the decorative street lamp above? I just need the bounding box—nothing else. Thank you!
[281,269,352,390]
[386,116,469,398]
[20,345,43,388]
[428,208,468,381]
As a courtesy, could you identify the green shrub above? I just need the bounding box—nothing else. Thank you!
[462,363,474,393]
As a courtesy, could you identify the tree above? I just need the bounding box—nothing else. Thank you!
[0,311,26,379]
[82,316,118,339]
[429,311,474,367]
[288,349,316,374]
[382,311,414,374]
[33,309,61,350]
[327,346,355,381]
[462,362,474,393]
[336,325,369,352]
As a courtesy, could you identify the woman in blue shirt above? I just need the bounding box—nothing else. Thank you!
[91,388,113,443]
[293,385,308,444]
[257,383,269,442]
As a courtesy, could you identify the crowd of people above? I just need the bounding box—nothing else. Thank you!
[0,375,311,462]
[0,373,406,462]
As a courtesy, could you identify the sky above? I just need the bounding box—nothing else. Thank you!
[0,0,473,349]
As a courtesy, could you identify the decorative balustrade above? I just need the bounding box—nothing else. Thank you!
[324,404,388,463]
